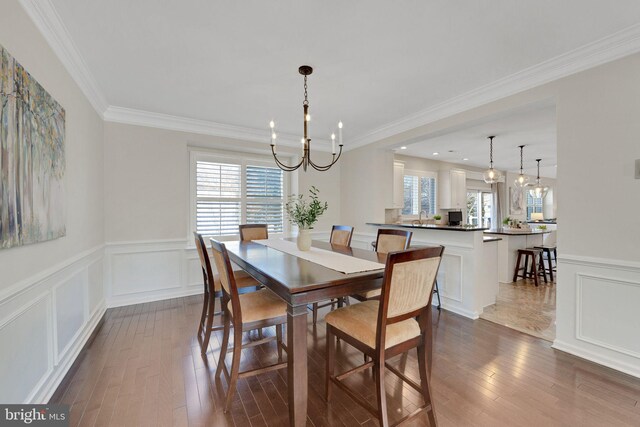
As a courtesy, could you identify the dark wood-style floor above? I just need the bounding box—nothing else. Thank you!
[51,295,640,426]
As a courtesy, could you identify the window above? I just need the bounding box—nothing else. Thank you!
[527,192,543,220]
[467,190,493,227]
[191,151,286,239]
[402,171,436,216]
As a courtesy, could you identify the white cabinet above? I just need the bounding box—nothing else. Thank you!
[390,161,404,209]
[438,169,466,209]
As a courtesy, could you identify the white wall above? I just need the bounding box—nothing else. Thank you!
[103,122,341,306]
[0,1,105,403]
[341,54,640,378]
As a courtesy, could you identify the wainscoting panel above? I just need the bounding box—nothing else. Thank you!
[554,254,640,379]
[53,270,87,362]
[0,245,105,403]
[0,294,52,403]
[111,250,182,296]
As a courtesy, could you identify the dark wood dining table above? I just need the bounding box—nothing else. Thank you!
[224,239,387,427]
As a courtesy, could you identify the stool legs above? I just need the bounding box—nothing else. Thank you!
[513,252,522,282]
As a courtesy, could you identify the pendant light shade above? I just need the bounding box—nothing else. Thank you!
[514,145,530,188]
[528,159,549,199]
[483,136,502,184]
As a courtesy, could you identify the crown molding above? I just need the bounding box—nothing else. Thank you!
[347,23,640,151]
[104,106,333,151]
[18,0,108,116]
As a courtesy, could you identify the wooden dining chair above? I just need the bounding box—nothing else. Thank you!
[352,229,412,302]
[210,238,288,412]
[325,246,444,427]
[239,223,268,241]
[309,225,356,325]
[193,232,261,354]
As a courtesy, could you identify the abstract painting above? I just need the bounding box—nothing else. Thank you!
[1,44,66,249]
[509,186,524,215]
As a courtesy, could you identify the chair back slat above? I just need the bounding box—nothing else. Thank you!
[239,224,268,241]
[330,225,354,246]
[375,229,412,254]
[387,257,441,318]
[194,232,216,293]
[209,239,242,322]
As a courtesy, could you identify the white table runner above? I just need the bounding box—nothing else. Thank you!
[254,239,385,274]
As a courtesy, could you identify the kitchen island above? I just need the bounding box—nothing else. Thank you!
[367,223,498,319]
[484,228,552,283]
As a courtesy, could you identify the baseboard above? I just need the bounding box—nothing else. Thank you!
[552,339,640,379]
[439,304,480,320]
[107,287,202,308]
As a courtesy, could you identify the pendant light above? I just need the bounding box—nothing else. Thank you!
[483,136,501,184]
[528,159,549,199]
[514,145,530,188]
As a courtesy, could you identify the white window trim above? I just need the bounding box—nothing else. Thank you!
[401,169,438,219]
[188,148,290,242]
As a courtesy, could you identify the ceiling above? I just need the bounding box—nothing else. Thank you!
[399,103,557,178]
[49,0,640,146]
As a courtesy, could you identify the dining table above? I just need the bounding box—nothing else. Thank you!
[224,239,388,427]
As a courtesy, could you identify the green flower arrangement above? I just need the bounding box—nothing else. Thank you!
[285,186,328,230]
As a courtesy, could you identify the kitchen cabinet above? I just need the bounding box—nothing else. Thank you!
[438,169,466,209]
[390,161,405,209]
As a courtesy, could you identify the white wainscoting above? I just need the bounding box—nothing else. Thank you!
[553,254,640,379]
[0,245,105,403]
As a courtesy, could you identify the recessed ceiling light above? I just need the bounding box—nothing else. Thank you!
[400,146,407,150]
[463,158,469,161]
[433,152,439,156]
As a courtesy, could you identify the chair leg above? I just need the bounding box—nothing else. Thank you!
[198,289,209,337]
[513,252,522,282]
[201,292,217,354]
[530,255,539,287]
[539,253,548,283]
[312,303,318,325]
[258,328,263,340]
[374,358,389,427]
[343,296,350,306]
[523,255,530,280]
[417,338,438,427]
[215,311,230,378]
[276,323,284,363]
[224,327,243,413]
[325,327,335,402]
[434,280,442,310]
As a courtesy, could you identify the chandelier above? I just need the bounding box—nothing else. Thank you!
[528,159,549,199]
[514,145,530,188]
[483,136,502,184]
[269,65,343,172]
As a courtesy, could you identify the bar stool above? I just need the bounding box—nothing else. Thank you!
[534,245,557,282]
[513,248,547,286]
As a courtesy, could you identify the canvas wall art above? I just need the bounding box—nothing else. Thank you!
[1,44,66,249]
[509,186,524,215]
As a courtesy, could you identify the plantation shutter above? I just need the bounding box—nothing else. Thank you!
[246,165,284,233]
[196,161,242,236]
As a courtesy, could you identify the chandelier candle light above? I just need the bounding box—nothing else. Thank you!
[514,145,530,188]
[483,135,502,184]
[270,65,343,172]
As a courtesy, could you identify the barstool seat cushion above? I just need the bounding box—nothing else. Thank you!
[213,271,260,292]
[325,301,421,349]
[354,288,381,299]
[227,289,287,323]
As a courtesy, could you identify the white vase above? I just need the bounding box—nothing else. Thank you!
[297,228,312,251]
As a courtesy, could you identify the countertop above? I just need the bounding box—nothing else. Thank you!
[484,228,551,236]
[483,236,502,243]
[527,220,557,225]
[367,222,489,232]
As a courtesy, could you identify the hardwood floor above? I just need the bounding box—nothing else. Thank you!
[480,279,556,341]
[50,295,640,426]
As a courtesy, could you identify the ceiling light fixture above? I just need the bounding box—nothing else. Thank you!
[269,65,343,172]
[514,145,530,188]
[483,136,502,184]
[400,146,407,150]
[433,152,439,156]
[528,159,549,199]
[462,158,469,161]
